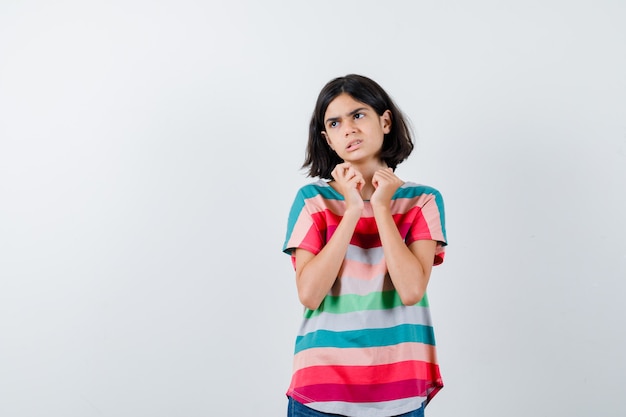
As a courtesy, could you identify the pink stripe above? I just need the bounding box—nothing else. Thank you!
[412,199,444,242]
[303,194,343,215]
[293,343,438,372]
[338,258,387,281]
[303,191,438,218]
[286,211,315,248]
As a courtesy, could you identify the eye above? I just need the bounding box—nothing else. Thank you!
[354,113,364,120]
[328,121,338,128]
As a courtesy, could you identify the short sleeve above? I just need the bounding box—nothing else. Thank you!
[282,188,325,269]
[405,188,447,266]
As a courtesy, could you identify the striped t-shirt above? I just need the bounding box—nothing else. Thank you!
[283,179,447,417]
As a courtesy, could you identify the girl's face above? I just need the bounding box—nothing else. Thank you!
[322,93,391,166]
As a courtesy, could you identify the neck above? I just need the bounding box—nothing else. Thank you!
[355,159,388,178]
[353,160,388,200]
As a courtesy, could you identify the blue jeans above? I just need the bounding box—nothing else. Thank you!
[287,397,425,417]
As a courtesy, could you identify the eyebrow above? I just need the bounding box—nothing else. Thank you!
[325,107,369,125]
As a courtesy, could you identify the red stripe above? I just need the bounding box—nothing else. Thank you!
[310,208,427,249]
[298,226,322,253]
[290,378,443,404]
[291,360,440,386]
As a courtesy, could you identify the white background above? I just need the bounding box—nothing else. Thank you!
[1,1,625,416]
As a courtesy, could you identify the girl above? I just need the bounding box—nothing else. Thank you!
[283,74,447,417]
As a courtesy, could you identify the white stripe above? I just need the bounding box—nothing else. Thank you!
[297,304,433,336]
[345,245,384,264]
[333,274,387,296]
[307,397,426,417]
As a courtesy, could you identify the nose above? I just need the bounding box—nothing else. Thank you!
[343,119,357,136]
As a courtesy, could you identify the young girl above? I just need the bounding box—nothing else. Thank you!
[283,74,447,417]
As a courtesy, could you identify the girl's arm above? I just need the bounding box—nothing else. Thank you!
[371,169,437,305]
[295,163,364,310]
[373,208,437,305]
[294,206,360,310]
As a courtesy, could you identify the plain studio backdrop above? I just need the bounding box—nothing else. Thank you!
[1,1,625,416]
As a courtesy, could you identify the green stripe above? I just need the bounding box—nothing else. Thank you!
[294,323,436,353]
[304,291,429,318]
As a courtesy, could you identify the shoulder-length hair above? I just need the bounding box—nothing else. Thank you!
[302,74,414,179]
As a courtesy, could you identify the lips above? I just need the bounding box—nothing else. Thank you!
[346,139,362,151]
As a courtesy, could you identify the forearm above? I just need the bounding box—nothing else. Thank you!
[296,208,361,310]
[373,206,431,305]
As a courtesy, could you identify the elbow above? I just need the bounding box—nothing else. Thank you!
[298,289,323,311]
[296,273,325,311]
[399,288,425,306]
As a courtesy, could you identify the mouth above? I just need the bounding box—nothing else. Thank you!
[346,139,362,151]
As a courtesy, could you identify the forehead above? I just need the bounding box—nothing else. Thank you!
[324,93,373,117]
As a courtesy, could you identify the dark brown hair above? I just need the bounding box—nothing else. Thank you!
[302,74,414,179]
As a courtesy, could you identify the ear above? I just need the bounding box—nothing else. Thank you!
[381,110,392,134]
[321,131,334,150]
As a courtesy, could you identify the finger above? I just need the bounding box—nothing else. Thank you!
[375,169,393,182]
[377,168,392,177]
[356,178,365,192]
[333,163,348,177]
[337,162,352,172]
[346,167,358,180]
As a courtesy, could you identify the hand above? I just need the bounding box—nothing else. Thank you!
[331,162,365,211]
[371,168,403,208]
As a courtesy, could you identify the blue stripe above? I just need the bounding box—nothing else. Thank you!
[300,181,343,201]
[294,323,436,354]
